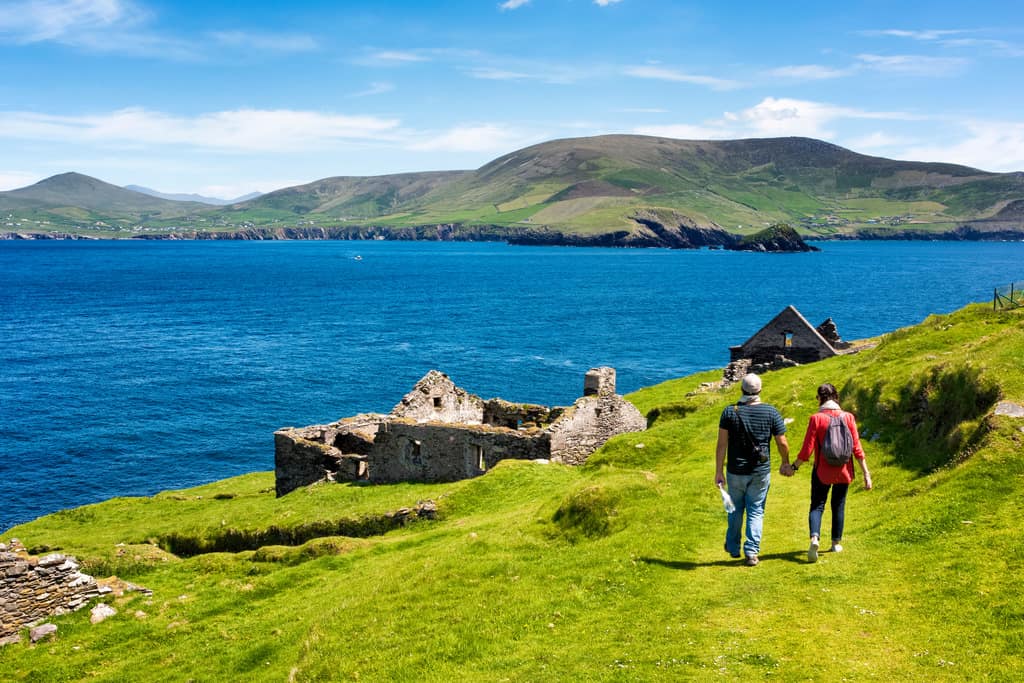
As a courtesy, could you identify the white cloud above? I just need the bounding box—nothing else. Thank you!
[631,97,925,143]
[861,29,967,41]
[409,124,542,153]
[367,50,430,64]
[594,0,624,6]
[623,65,742,91]
[855,53,968,77]
[617,108,668,114]
[0,0,138,42]
[466,67,532,80]
[0,170,43,191]
[768,64,851,80]
[844,131,916,151]
[901,121,1024,172]
[0,108,402,152]
[499,0,530,9]
[209,30,318,53]
[351,82,395,97]
[632,124,729,139]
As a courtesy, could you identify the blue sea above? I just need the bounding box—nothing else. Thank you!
[2,239,1022,532]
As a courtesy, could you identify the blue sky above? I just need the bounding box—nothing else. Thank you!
[2,0,1023,198]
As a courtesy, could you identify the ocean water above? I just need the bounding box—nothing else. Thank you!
[2,239,1022,532]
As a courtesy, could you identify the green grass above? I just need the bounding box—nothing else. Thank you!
[3,304,1024,680]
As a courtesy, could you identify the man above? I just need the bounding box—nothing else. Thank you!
[714,373,790,566]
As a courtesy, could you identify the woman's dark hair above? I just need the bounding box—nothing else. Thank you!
[817,383,839,404]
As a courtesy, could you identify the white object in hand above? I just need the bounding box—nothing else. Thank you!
[718,483,736,513]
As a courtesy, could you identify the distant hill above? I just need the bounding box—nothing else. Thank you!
[124,185,262,206]
[4,136,1024,240]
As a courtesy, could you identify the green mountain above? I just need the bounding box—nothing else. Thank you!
[0,172,208,234]
[5,136,1024,239]
[4,302,1023,678]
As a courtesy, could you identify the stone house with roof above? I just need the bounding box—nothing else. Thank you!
[274,367,646,496]
[724,305,851,381]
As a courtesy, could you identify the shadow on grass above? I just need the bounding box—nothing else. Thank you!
[639,550,805,570]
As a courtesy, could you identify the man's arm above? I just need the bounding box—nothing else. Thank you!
[775,434,791,475]
[715,428,728,487]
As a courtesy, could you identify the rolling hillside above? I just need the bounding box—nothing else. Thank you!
[4,136,1024,239]
[2,302,1023,679]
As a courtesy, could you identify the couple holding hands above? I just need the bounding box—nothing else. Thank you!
[714,373,873,566]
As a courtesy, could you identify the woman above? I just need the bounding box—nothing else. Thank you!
[789,383,872,562]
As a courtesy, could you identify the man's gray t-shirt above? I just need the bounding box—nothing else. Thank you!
[719,402,786,475]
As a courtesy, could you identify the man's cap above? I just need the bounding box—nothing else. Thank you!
[741,373,762,395]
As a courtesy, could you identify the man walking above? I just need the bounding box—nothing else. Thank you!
[714,373,789,566]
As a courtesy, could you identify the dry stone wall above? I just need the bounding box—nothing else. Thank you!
[0,540,104,644]
[548,394,647,465]
[369,421,552,483]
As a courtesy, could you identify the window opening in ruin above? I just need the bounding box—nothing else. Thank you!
[475,445,486,471]
[433,397,442,409]
[784,332,794,347]
[595,408,602,418]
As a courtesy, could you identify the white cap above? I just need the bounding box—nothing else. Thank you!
[741,373,762,395]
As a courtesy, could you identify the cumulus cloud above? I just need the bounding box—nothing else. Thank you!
[902,121,1024,172]
[0,108,402,152]
[623,65,743,91]
[632,97,924,143]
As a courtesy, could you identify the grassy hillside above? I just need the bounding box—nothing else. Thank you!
[5,137,1024,239]
[3,302,1022,680]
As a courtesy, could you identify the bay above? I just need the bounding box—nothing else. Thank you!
[1,239,1021,532]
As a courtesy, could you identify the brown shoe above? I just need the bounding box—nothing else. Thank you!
[744,554,759,566]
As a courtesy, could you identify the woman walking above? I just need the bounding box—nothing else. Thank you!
[788,383,873,562]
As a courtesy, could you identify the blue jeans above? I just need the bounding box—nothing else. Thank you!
[725,470,771,557]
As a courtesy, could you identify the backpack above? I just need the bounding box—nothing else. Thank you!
[821,411,853,466]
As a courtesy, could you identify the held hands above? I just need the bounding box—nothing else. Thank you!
[779,462,796,477]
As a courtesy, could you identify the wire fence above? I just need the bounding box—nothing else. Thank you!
[994,281,1024,309]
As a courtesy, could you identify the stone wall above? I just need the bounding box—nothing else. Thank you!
[548,394,647,466]
[274,415,382,496]
[1,540,103,644]
[390,370,484,423]
[369,421,551,483]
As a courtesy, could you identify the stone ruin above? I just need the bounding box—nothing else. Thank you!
[723,305,853,383]
[1,539,102,645]
[274,367,647,496]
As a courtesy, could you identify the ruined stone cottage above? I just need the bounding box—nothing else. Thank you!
[274,367,646,496]
[724,305,851,381]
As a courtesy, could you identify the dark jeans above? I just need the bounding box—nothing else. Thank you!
[809,467,849,542]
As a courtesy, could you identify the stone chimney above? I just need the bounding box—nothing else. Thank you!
[584,367,616,397]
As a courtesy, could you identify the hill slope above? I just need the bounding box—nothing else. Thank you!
[0,173,209,234]
[3,302,1023,680]
[4,136,1024,239]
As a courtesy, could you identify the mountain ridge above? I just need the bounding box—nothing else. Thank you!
[3,135,1023,240]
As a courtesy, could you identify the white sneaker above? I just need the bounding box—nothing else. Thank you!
[807,537,819,563]
[830,543,843,553]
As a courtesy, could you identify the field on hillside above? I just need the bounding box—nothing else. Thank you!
[3,304,1023,681]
